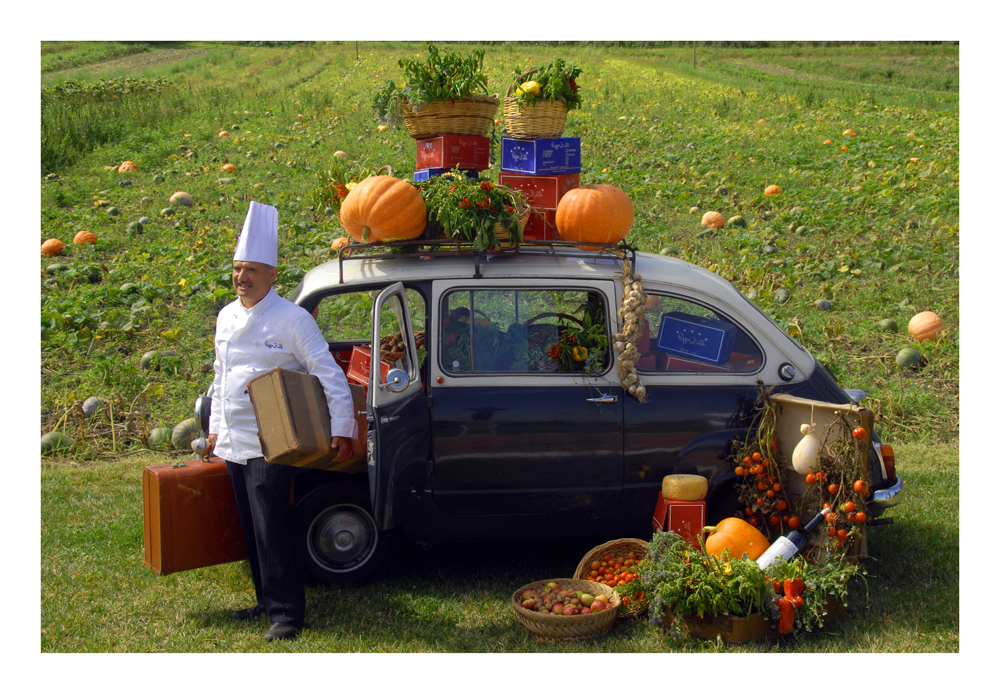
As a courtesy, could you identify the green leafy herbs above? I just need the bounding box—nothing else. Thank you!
[418,175,525,251]
[545,296,610,375]
[511,59,583,110]
[639,530,864,636]
[373,44,490,120]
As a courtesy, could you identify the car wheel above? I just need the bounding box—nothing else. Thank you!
[294,483,398,584]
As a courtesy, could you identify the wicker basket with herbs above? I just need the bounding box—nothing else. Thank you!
[503,59,583,140]
[373,44,499,139]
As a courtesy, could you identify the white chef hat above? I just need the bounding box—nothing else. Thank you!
[234,201,278,266]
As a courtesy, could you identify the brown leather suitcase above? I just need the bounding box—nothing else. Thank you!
[142,457,247,575]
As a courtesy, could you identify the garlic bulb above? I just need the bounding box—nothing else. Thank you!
[792,423,823,475]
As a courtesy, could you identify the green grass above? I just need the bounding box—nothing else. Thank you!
[40,442,957,652]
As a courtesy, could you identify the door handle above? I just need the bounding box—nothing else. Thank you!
[380,415,400,424]
[586,394,618,403]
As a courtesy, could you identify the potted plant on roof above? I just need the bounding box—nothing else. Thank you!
[418,174,528,251]
[503,58,583,139]
[372,44,499,139]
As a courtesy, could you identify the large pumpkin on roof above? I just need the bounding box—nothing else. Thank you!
[555,183,634,251]
[340,174,427,243]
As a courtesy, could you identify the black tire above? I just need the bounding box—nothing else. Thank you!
[294,483,399,584]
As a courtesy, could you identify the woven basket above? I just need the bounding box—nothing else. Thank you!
[503,70,569,140]
[511,578,621,641]
[573,538,649,618]
[401,95,500,139]
[491,184,531,249]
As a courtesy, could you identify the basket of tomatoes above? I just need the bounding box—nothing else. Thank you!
[511,578,621,641]
[573,538,648,618]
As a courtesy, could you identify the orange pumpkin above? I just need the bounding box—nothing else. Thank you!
[340,175,427,243]
[843,129,857,137]
[701,211,725,229]
[118,160,139,173]
[908,311,945,343]
[764,184,782,196]
[555,184,634,251]
[73,230,98,245]
[221,163,237,173]
[219,130,229,137]
[41,239,65,257]
[331,236,351,256]
[703,517,770,561]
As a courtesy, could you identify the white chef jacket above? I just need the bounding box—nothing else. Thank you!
[210,287,358,464]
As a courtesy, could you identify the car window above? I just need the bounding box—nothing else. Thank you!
[637,293,763,373]
[314,288,426,342]
[440,288,610,375]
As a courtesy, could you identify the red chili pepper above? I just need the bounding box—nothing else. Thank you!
[505,205,514,212]
[772,579,782,593]
[480,181,493,191]
[776,597,796,634]
[783,578,805,607]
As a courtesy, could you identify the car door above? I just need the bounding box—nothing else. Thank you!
[428,280,624,516]
[368,282,430,529]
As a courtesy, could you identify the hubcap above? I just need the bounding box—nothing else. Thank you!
[307,504,377,572]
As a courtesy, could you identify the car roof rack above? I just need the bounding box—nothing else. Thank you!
[333,238,639,284]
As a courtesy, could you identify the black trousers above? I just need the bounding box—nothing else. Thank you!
[226,458,304,626]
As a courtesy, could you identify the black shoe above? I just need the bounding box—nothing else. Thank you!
[232,603,266,621]
[264,622,301,642]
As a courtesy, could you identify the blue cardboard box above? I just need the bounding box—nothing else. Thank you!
[500,137,581,175]
[655,311,736,365]
[413,168,480,183]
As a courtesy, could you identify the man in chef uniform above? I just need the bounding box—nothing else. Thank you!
[205,201,358,642]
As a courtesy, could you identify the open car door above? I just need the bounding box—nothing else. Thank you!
[368,282,430,529]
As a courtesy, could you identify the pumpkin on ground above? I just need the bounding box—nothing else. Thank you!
[221,163,237,174]
[340,175,427,243]
[843,129,857,137]
[727,215,747,228]
[118,161,139,173]
[896,346,922,369]
[219,130,229,137]
[148,427,174,450]
[171,418,203,451]
[82,396,105,418]
[334,151,349,159]
[169,191,193,207]
[555,184,634,251]
[701,211,725,229]
[41,239,65,257]
[74,230,98,245]
[764,184,782,196]
[41,432,75,455]
[331,237,351,255]
[703,517,770,561]
[908,311,945,343]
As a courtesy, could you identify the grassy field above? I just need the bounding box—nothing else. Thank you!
[41,441,957,653]
[38,41,960,658]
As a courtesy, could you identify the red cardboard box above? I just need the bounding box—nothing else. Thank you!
[498,172,579,210]
[522,209,562,242]
[652,494,705,547]
[347,345,391,387]
[415,134,491,171]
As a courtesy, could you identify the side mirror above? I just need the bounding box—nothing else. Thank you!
[381,368,410,393]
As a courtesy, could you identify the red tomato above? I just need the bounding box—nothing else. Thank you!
[852,427,867,440]
[773,483,782,492]
[854,480,870,495]
[854,512,867,523]
[743,456,752,466]
[734,466,746,476]
[748,517,760,528]
[837,528,849,541]
[842,501,856,513]
[827,483,840,495]
[752,452,762,462]
[766,490,775,498]
[827,527,838,537]
[805,474,816,485]
[768,515,780,527]
[788,516,800,529]
[775,500,788,511]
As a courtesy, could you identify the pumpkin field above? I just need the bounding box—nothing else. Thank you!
[39,41,960,656]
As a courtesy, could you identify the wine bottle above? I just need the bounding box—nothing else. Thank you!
[756,508,831,570]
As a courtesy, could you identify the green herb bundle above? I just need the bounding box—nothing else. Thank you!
[511,59,583,110]
[373,44,490,122]
[418,175,524,251]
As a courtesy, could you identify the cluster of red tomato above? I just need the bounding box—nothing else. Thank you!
[734,440,797,531]
[586,552,641,589]
[814,475,870,549]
